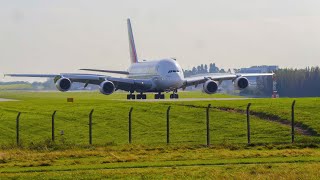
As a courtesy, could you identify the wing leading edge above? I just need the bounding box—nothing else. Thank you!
[4,73,152,91]
[79,69,129,75]
[183,73,273,87]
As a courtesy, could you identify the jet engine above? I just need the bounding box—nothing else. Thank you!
[99,81,115,95]
[203,80,218,94]
[55,78,72,92]
[234,77,249,89]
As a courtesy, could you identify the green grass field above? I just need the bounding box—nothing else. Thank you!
[0,91,320,179]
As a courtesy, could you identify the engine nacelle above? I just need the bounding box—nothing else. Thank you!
[234,77,249,89]
[99,81,115,95]
[55,78,72,92]
[203,80,218,94]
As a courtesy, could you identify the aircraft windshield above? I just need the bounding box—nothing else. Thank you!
[168,70,180,73]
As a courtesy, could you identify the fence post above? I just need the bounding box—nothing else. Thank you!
[167,106,171,144]
[52,111,57,142]
[246,103,251,145]
[129,107,133,144]
[291,100,296,143]
[16,112,21,146]
[206,104,211,146]
[89,109,94,145]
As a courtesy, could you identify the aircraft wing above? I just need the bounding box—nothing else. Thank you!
[183,73,273,87]
[4,74,58,78]
[4,73,152,91]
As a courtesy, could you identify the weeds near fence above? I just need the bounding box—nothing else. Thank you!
[0,100,307,149]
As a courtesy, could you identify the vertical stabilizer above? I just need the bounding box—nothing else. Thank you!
[127,18,138,63]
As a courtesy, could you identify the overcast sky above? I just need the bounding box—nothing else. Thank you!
[1,0,320,80]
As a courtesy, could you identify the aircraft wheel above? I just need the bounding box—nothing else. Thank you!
[131,95,135,99]
[170,94,178,99]
[160,94,165,99]
[137,94,141,99]
[154,94,159,99]
[127,94,131,100]
[142,94,147,99]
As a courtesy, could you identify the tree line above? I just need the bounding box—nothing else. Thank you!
[183,63,231,77]
[183,64,320,97]
[275,67,320,97]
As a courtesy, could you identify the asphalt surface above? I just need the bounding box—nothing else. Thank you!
[0,98,18,102]
[118,98,252,102]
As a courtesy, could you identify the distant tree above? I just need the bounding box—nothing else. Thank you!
[192,67,197,74]
[233,69,241,73]
[197,66,201,73]
[204,64,208,73]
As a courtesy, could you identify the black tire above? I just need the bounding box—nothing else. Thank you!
[175,94,179,99]
[137,94,141,99]
[127,94,131,100]
[160,94,165,99]
[154,94,159,99]
[131,95,136,99]
[142,94,147,99]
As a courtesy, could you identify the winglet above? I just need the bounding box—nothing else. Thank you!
[127,18,138,64]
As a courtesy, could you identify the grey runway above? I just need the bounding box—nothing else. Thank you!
[117,98,252,102]
[0,98,18,102]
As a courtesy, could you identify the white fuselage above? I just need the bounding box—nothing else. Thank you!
[127,58,184,92]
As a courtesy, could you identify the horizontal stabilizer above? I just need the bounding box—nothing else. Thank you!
[80,69,129,75]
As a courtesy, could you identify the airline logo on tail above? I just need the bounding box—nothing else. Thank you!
[127,18,138,64]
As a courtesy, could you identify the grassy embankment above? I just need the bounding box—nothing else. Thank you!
[0,91,319,179]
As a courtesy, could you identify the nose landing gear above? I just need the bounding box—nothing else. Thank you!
[170,90,179,99]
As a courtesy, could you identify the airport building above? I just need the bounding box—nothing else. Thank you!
[239,65,278,73]
[239,65,278,86]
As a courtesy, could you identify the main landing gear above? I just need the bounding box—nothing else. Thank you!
[127,92,147,100]
[154,92,165,99]
[137,93,147,99]
[127,94,135,100]
[127,91,179,100]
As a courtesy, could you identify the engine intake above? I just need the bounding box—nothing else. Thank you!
[203,80,218,94]
[234,77,249,89]
[55,78,72,92]
[99,81,115,95]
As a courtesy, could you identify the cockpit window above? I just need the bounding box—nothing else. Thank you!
[168,70,180,73]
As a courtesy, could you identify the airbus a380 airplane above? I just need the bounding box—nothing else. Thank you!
[6,19,273,100]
